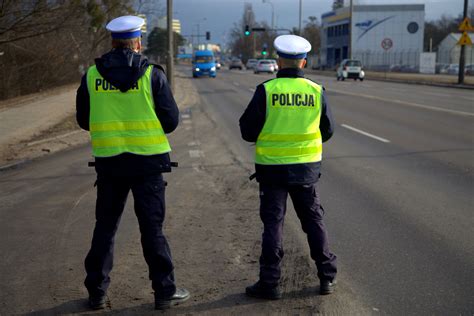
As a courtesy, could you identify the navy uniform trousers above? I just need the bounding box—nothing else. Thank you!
[84,173,176,298]
[259,182,337,287]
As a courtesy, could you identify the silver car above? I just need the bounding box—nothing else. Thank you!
[246,59,258,70]
[254,59,275,74]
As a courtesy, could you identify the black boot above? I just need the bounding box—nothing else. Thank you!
[88,294,107,310]
[320,279,337,295]
[245,281,282,300]
[155,288,190,310]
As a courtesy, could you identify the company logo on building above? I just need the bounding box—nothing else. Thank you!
[355,20,374,30]
[355,16,395,40]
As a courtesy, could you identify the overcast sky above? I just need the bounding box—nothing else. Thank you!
[172,0,467,47]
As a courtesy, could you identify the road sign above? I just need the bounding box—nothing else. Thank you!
[457,32,473,46]
[458,17,473,32]
[381,38,393,51]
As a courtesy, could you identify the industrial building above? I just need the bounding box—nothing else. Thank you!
[437,32,474,66]
[320,4,425,70]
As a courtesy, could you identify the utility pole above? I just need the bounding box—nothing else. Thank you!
[458,0,468,85]
[166,0,174,91]
[197,23,200,48]
[349,0,353,59]
[299,0,302,35]
[262,0,274,30]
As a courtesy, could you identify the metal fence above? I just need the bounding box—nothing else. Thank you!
[353,50,420,72]
[352,49,474,74]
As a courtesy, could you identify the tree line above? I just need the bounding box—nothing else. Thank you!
[0,0,171,101]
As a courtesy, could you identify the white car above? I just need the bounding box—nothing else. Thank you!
[246,59,258,70]
[270,59,279,71]
[254,60,275,74]
[337,59,365,81]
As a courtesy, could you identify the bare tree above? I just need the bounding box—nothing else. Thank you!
[0,0,135,100]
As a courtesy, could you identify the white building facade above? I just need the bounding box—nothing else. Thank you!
[321,4,425,70]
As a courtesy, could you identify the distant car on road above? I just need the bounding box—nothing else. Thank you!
[229,58,243,70]
[269,59,279,71]
[246,59,258,70]
[215,60,222,70]
[336,59,365,81]
[192,50,216,78]
[254,59,275,74]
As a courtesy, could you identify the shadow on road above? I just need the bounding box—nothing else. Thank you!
[22,299,91,315]
[24,286,323,315]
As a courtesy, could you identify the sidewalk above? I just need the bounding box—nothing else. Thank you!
[308,69,474,89]
[0,73,190,168]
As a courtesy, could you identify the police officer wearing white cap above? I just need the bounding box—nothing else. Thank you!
[239,34,337,299]
[76,15,189,310]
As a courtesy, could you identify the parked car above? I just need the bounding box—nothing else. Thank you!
[447,64,459,75]
[246,59,258,70]
[465,64,474,76]
[229,58,243,70]
[436,63,449,74]
[215,60,221,70]
[192,50,216,78]
[254,59,275,74]
[336,59,365,81]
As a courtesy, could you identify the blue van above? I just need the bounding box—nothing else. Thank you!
[192,50,217,78]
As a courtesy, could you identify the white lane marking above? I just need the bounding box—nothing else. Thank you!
[189,149,204,158]
[233,81,240,86]
[421,91,474,102]
[187,140,201,146]
[421,91,450,97]
[341,124,390,143]
[328,88,474,117]
[249,88,256,92]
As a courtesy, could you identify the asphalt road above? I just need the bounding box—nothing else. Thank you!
[0,66,473,315]
[188,65,474,315]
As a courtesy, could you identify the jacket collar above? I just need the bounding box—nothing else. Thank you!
[276,67,305,78]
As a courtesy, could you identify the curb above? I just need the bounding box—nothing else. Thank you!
[0,159,27,172]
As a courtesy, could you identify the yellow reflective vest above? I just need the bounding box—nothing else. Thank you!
[86,65,171,157]
[255,77,323,165]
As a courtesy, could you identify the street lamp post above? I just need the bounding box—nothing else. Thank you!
[195,17,207,50]
[299,0,302,35]
[262,0,275,30]
[167,0,174,91]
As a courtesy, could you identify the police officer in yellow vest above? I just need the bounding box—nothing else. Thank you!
[76,16,189,310]
[239,35,337,299]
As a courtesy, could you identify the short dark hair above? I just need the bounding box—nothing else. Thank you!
[278,57,305,69]
[111,37,141,50]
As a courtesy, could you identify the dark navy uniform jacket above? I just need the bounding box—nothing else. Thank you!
[76,48,179,176]
[239,68,335,184]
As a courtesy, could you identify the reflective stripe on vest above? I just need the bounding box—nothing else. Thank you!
[255,77,323,165]
[87,65,171,157]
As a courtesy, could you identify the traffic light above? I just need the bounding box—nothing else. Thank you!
[244,25,250,36]
[262,43,268,56]
[206,31,210,40]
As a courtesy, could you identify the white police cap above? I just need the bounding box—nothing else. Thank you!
[274,35,311,59]
[106,16,144,39]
